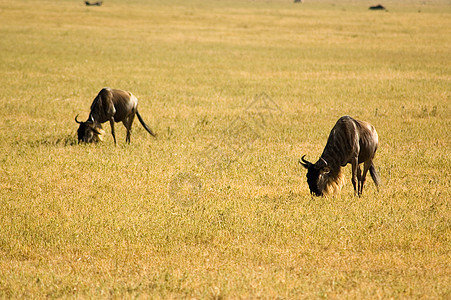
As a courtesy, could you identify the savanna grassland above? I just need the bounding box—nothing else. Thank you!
[0,0,449,298]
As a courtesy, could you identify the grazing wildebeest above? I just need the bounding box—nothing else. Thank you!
[369,4,386,10]
[75,88,156,144]
[300,116,380,196]
[85,1,102,6]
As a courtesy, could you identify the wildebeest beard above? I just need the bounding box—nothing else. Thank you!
[300,158,344,196]
[304,160,345,197]
[306,165,323,196]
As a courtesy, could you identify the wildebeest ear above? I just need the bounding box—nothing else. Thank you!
[320,166,331,175]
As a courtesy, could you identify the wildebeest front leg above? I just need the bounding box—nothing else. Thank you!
[357,165,363,196]
[351,158,359,195]
[109,119,117,144]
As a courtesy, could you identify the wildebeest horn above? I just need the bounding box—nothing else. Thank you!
[299,155,312,168]
[75,114,82,124]
[88,115,94,123]
[320,157,328,166]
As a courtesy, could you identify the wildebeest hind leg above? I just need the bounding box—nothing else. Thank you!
[359,160,372,195]
[124,114,135,144]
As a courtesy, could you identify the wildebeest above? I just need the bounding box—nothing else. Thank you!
[369,4,386,10]
[75,88,156,144]
[85,1,102,6]
[300,116,380,196]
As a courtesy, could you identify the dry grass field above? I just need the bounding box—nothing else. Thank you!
[0,0,450,298]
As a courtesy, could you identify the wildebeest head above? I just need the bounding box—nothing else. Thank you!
[299,155,330,196]
[75,115,105,143]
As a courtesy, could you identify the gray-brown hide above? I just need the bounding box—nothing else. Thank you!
[75,88,156,144]
[300,116,380,196]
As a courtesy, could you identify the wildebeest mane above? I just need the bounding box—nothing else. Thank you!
[322,164,345,196]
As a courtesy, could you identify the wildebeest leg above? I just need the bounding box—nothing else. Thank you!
[359,160,372,195]
[124,114,135,144]
[109,119,117,144]
[357,166,362,196]
[351,158,359,195]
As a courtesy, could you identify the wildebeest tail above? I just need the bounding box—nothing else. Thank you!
[136,111,156,137]
[369,164,380,190]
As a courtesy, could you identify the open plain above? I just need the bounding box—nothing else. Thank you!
[0,0,449,298]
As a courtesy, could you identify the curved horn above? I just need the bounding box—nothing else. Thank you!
[299,155,312,169]
[75,114,82,124]
[320,157,328,166]
[88,114,94,123]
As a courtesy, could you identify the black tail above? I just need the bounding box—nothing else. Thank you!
[136,111,156,137]
[369,164,380,191]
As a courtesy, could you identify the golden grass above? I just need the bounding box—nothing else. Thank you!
[0,0,450,298]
